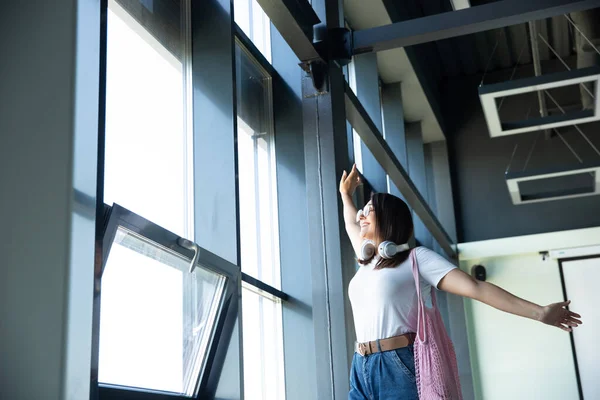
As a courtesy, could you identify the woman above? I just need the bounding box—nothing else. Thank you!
[339,164,583,400]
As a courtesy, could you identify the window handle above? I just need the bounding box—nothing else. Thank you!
[177,238,200,273]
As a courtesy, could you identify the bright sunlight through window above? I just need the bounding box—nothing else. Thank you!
[234,0,272,62]
[103,0,192,238]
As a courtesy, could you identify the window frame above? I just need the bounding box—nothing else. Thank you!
[234,26,286,302]
[93,1,291,398]
[235,27,289,400]
[96,204,241,400]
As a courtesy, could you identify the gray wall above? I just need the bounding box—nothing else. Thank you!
[0,1,100,399]
[444,59,600,243]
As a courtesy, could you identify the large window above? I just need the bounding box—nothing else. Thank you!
[236,42,286,400]
[99,0,203,396]
[103,0,193,238]
[234,0,272,62]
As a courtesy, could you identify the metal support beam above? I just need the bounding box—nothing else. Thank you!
[344,82,457,259]
[192,0,242,398]
[406,122,432,248]
[303,65,354,399]
[254,0,322,64]
[353,53,388,194]
[381,82,408,199]
[353,0,600,54]
[270,23,320,400]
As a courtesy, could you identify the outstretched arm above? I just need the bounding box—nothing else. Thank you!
[339,164,362,257]
[438,269,583,332]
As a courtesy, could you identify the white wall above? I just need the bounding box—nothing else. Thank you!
[457,228,599,400]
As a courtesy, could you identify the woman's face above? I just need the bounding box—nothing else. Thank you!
[358,201,377,241]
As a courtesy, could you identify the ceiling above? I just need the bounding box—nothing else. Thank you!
[344,0,445,143]
[343,0,591,143]
[434,16,575,79]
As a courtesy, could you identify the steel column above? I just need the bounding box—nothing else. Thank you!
[427,141,458,243]
[303,64,354,399]
[381,82,408,197]
[271,22,320,400]
[191,0,242,397]
[406,122,433,249]
[301,0,358,397]
[352,53,388,194]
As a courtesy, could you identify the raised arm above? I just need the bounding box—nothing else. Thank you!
[339,164,363,256]
[438,269,583,332]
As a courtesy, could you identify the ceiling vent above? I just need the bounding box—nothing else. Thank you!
[505,162,600,205]
[479,66,600,137]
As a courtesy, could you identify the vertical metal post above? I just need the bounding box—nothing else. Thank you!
[353,53,388,194]
[302,63,353,399]
[191,0,242,397]
[304,0,356,397]
[424,144,439,250]
[381,82,408,197]
[405,122,433,248]
[271,22,320,400]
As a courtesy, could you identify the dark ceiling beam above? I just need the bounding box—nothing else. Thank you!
[344,82,457,259]
[353,0,600,54]
[255,0,458,255]
[254,0,322,63]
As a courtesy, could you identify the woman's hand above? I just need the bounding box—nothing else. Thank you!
[339,164,361,196]
[438,270,583,333]
[539,300,582,332]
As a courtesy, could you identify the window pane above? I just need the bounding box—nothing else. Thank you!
[236,43,285,400]
[103,0,193,237]
[236,44,280,290]
[241,286,285,400]
[234,0,272,62]
[99,227,226,396]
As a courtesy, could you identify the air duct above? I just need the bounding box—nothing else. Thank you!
[570,9,600,110]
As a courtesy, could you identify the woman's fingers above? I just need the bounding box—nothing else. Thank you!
[348,165,357,179]
[350,164,362,186]
[339,170,348,193]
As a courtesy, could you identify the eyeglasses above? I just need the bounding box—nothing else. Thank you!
[356,204,374,223]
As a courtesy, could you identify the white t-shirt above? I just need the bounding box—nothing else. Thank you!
[348,246,456,343]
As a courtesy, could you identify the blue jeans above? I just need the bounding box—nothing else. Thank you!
[349,344,418,400]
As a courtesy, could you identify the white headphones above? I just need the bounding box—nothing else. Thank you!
[360,240,410,260]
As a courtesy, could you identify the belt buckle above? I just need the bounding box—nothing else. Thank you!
[357,342,368,356]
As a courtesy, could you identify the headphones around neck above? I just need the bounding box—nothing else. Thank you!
[360,240,410,260]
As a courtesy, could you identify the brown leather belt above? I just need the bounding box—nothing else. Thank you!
[355,333,416,356]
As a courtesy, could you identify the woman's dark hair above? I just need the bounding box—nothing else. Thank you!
[358,192,414,269]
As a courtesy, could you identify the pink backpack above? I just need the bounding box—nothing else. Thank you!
[410,250,463,399]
